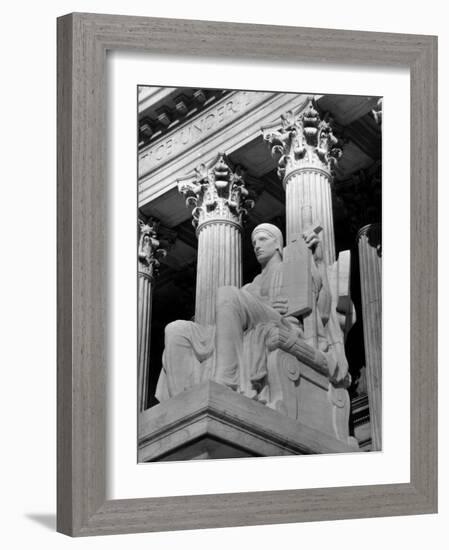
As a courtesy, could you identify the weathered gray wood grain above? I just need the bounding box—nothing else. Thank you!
[409,33,438,507]
[57,13,74,536]
[57,12,437,536]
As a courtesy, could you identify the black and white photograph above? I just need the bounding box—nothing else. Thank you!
[1,0,442,545]
[137,87,382,461]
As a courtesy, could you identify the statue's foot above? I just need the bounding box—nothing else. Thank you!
[240,388,258,399]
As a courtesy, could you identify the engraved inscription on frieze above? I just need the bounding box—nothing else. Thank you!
[139,91,271,177]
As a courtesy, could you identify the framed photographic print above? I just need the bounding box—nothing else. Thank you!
[57,12,437,536]
[136,86,380,461]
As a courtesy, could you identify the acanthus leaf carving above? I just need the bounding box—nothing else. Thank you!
[263,97,342,180]
[138,217,168,279]
[372,98,382,125]
[177,152,254,230]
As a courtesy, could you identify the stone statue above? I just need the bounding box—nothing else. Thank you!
[150,100,360,450]
[155,222,348,406]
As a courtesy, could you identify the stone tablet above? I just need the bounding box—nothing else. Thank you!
[282,233,313,317]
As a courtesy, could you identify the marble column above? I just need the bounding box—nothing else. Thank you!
[263,98,342,345]
[357,223,382,450]
[137,219,166,412]
[284,170,335,265]
[178,153,253,326]
[263,97,341,264]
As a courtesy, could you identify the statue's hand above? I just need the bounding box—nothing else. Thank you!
[303,229,323,262]
[271,296,288,315]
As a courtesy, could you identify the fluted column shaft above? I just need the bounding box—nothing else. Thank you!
[284,168,335,265]
[196,221,242,325]
[137,220,166,411]
[178,153,253,326]
[283,164,335,349]
[263,98,340,263]
[263,99,342,347]
[358,223,382,450]
[138,271,153,411]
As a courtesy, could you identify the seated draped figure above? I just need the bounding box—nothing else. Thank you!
[156,223,349,406]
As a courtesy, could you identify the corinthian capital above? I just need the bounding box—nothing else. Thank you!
[138,218,167,279]
[372,98,382,126]
[178,153,254,230]
[262,97,342,180]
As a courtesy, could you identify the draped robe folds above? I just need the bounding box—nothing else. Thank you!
[155,256,347,403]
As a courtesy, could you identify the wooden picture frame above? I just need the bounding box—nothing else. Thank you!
[57,12,437,536]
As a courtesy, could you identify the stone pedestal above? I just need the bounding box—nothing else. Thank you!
[358,223,382,450]
[178,153,253,325]
[138,381,359,461]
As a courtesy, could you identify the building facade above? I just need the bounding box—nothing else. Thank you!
[137,87,382,461]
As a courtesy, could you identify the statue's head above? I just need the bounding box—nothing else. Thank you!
[251,223,283,265]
